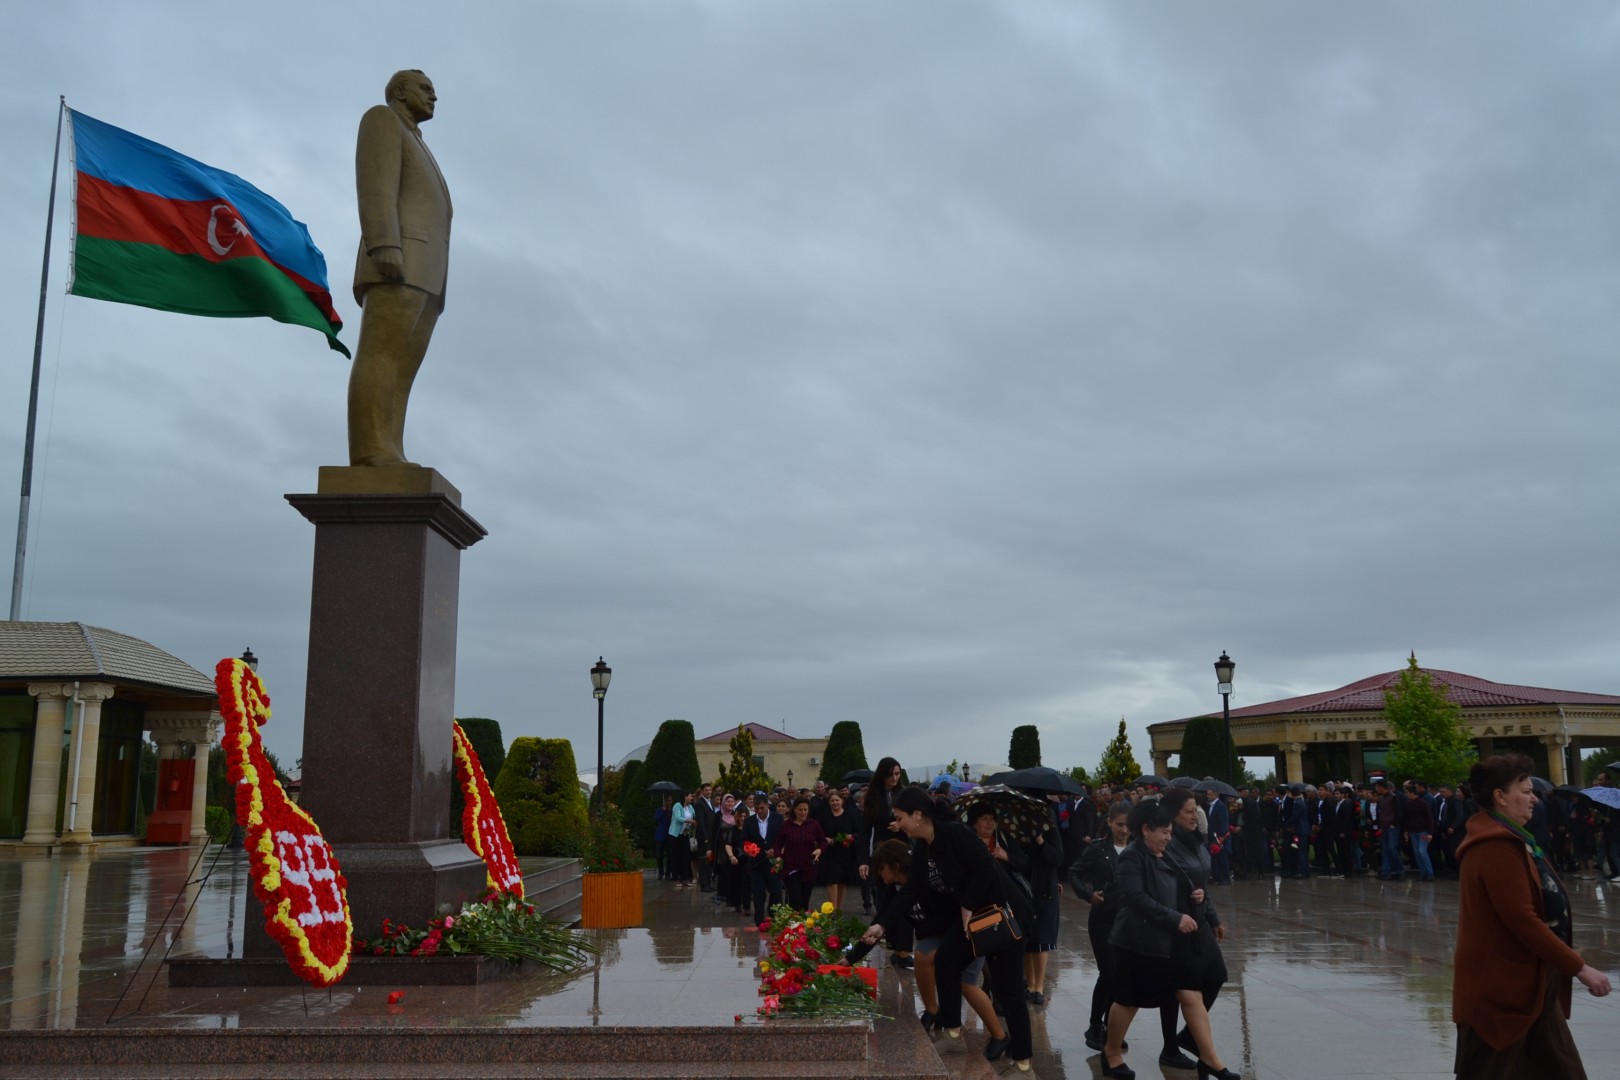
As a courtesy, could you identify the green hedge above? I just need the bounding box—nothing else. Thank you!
[493,737,590,857]
[622,720,702,850]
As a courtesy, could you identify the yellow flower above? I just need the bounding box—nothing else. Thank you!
[760,961,771,972]
[820,901,835,915]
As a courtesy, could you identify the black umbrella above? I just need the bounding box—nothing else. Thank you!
[1530,776,1553,795]
[981,766,1084,797]
[1133,774,1170,789]
[1168,776,1199,788]
[1554,784,1580,794]
[644,780,683,795]
[955,785,1054,847]
[1199,777,1240,798]
[841,768,875,785]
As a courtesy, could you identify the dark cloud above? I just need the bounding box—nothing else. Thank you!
[2,2,1616,777]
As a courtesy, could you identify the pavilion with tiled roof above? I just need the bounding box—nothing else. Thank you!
[1147,666,1620,786]
[0,621,221,851]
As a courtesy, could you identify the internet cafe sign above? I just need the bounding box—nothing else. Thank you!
[1311,722,1540,743]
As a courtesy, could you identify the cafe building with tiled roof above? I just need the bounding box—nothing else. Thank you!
[1148,667,1620,787]
[0,621,221,852]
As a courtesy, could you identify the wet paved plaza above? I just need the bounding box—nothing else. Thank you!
[3,846,1620,1078]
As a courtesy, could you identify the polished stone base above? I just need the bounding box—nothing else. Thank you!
[282,474,489,946]
[166,953,509,987]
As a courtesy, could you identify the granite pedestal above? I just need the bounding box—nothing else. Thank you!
[273,466,489,947]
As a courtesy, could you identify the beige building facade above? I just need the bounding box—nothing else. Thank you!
[695,722,830,791]
[1,622,220,853]
[1148,667,1620,787]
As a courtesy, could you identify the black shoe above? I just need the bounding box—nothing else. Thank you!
[1101,1058,1135,1080]
[1083,1024,1106,1052]
[1177,1027,1197,1053]
[919,1010,937,1033]
[1160,1047,1198,1069]
[1197,1061,1241,1080]
[893,954,914,970]
[1027,990,1046,1006]
[984,1036,1010,1062]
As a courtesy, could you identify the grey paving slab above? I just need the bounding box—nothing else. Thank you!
[3,848,1620,1078]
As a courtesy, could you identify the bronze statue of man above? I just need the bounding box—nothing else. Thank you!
[347,69,451,467]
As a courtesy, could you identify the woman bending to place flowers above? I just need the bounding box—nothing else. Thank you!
[774,797,830,911]
[1453,753,1610,1079]
[1102,798,1238,1080]
[867,787,1035,1072]
[865,838,1014,1061]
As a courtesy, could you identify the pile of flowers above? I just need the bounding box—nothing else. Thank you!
[752,902,879,1019]
[358,889,597,971]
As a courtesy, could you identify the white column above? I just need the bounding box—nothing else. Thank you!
[1542,733,1570,786]
[60,684,115,846]
[189,713,221,842]
[21,684,73,846]
[1280,742,1307,784]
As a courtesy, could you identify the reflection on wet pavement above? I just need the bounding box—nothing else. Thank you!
[3,848,1618,1077]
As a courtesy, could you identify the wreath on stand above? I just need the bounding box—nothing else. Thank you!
[452,720,525,897]
[216,657,353,986]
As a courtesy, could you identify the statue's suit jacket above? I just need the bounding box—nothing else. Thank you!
[353,103,451,308]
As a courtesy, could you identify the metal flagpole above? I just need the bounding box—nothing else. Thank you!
[10,96,66,621]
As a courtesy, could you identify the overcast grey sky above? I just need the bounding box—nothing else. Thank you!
[2,2,1616,779]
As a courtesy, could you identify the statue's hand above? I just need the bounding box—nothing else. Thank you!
[370,245,405,282]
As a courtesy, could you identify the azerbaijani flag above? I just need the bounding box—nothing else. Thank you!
[69,109,349,356]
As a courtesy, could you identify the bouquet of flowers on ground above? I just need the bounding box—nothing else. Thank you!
[358,889,598,970]
[752,902,879,1019]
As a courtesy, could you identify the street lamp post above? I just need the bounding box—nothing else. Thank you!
[591,657,612,816]
[786,769,794,791]
[1214,650,1236,785]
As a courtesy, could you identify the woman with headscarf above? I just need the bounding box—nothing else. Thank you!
[715,792,745,913]
[1453,753,1610,1078]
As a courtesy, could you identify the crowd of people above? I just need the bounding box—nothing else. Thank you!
[641,756,1615,1080]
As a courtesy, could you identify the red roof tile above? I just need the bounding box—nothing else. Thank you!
[1209,669,1620,721]
[698,721,799,742]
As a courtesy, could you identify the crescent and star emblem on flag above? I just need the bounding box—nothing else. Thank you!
[206,202,251,256]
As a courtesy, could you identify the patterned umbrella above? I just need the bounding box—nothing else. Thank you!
[1581,787,1620,811]
[956,784,1054,847]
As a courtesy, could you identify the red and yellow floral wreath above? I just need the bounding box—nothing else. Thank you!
[216,658,352,986]
[452,721,524,897]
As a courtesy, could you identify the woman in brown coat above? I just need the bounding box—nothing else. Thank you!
[1453,753,1610,1079]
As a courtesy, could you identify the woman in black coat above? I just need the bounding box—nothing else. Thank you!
[859,757,912,965]
[1071,801,1131,1051]
[869,786,1036,1073]
[1161,787,1230,1070]
[1101,799,1239,1080]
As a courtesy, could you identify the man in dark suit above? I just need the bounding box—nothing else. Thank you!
[349,68,452,468]
[692,783,717,892]
[1331,787,1358,876]
[742,795,784,924]
[1432,783,1459,876]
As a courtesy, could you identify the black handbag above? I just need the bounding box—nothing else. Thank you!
[967,902,1023,957]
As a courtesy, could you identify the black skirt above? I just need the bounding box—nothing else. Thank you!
[1113,946,1176,1009]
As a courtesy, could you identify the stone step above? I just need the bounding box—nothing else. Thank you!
[0,1062,936,1079]
[0,1024,872,1071]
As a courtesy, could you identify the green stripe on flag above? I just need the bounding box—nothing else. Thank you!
[72,236,349,356]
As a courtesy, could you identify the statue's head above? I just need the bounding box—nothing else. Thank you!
[386,69,436,122]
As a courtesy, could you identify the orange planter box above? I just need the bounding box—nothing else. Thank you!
[580,870,643,929]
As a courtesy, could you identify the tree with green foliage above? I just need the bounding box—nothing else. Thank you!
[621,720,703,850]
[1095,719,1143,787]
[450,717,506,836]
[1008,725,1042,769]
[493,737,590,857]
[1384,653,1477,786]
[1176,715,1233,782]
[1065,764,1090,785]
[818,721,870,787]
[715,725,775,795]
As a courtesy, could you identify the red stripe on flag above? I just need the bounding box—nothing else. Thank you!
[76,173,342,326]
